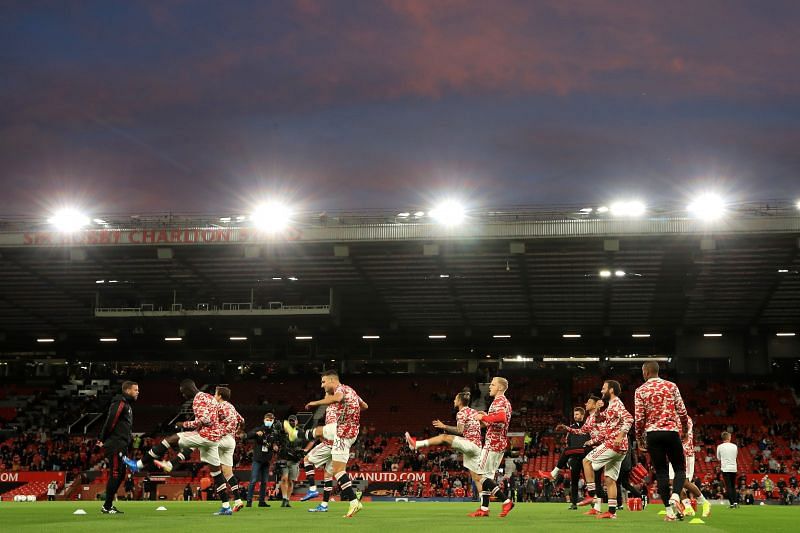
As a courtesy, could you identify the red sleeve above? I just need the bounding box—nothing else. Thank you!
[482,410,507,423]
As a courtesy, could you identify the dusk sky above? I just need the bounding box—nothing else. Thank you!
[2,0,799,216]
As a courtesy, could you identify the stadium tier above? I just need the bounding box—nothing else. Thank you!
[1,207,799,514]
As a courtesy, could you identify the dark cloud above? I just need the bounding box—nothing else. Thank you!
[1,0,799,214]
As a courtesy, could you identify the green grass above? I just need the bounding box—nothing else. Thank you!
[1,501,799,532]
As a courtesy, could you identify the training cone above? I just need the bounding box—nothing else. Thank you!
[689,518,705,524]
[73,509,87,515]
[156,506,168,511]
[658,510,667,515]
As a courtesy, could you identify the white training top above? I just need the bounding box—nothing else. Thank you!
[716,442,738,473]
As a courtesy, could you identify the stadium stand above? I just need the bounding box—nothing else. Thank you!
[3,367,798,503]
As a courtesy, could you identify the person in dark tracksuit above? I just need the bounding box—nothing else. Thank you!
[98,381,139,514]
[554,395,603,509]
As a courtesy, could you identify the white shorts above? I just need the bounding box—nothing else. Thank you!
[587,445,624,481]
[305,441,334,472]
[452,437,482,473]
[217,434,236,467]
[669,455,695,481]
[476,447,505,478]
[177,431,220,466]
[320,422,357,463]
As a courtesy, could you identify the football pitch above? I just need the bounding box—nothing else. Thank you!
[2,501,800,532]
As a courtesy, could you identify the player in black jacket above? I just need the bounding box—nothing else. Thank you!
[98,381,139,514]
[550,395,603,508]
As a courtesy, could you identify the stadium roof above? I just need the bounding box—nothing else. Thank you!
[1,202,799,360]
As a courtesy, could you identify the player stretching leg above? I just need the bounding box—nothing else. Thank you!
[669,415,710,518]
[576,380,633,520]
[124,379,232,515]
[303,370,368,518]
[469,377,514,518]
[405,391,485,502]
[302,398,338,512]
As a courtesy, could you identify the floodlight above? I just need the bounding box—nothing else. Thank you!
[599,269,612,278]
[687,194,725,221]
[614,270,626,277]
[610,201,645,217]
[251,202,293,232]
[562,333,581,339]
[543,356,599,362]
[48,208,90,232]
[429,200,465,226]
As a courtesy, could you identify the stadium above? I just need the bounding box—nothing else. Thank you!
[1,201,800,532]
[4,1,800,532]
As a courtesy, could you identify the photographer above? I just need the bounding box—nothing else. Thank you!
[275,415,308,508]
[246,412,280,508]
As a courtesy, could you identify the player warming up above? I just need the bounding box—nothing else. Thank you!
[554,394,603,509]
[635,361,690,521]
[98,381,139,514]
[125,379,232,515]
[575,380,633,520]
[404,391,485,497]
[302,370,367,518]
[669,415,710,518]
[302,396,342,512]
[468,377,514,518]
[215,386,245,512]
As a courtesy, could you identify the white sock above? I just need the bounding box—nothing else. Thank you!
[666,506,676,518]
[321,501,328,507]
[222,501,230,508]
[697,495,706,503]
[683,498,692,508]
[594,499,601,511]
[310,485,317,492]
[416,440,428,449]
[551,467,560,478]
[504,498,511,504]
[235,498,242,505]
[136,459,144,468]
